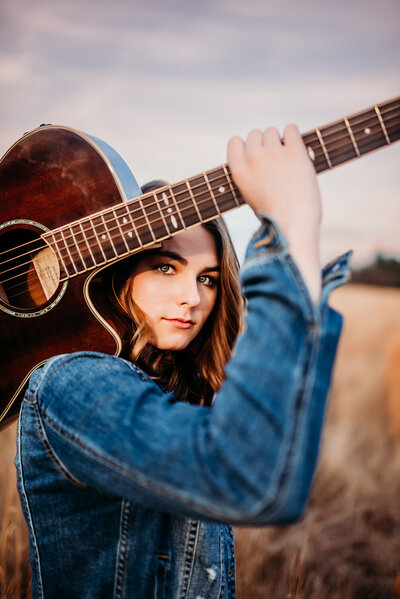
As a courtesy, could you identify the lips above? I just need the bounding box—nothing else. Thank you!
[163,318,195,329]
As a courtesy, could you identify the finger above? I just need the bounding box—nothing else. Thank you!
[245,129,263,157]
[227,135,245,168]
[263,126,282,148]
[282,123,303,148]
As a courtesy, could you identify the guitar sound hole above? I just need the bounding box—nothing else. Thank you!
[0,226,60,312]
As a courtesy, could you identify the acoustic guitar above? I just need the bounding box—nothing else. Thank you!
[1,96,399,430]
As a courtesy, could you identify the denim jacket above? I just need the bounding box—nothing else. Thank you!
[16,216,350,599]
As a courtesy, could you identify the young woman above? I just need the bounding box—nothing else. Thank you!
[16,125,350,598]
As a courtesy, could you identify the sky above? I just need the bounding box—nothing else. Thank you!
[1,0,399,266]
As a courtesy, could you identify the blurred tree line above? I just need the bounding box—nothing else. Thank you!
[351,254,400,286]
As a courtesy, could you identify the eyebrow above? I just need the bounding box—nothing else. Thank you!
[151,249,220,272]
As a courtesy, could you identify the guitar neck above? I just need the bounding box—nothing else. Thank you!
[44,95,400,280]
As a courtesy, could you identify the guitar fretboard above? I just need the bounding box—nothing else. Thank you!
[43,95,400,280]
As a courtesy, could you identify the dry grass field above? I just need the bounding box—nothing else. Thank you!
[1,284,400,598]
[235,284,400,598]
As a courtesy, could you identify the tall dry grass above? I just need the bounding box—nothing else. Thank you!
[235,284,400,598]
[1,284,400,598]
[0,423,31,599]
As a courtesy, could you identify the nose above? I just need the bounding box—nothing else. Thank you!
[176,276,201,308]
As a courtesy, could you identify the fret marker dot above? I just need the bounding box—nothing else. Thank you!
[101,234,106,240]
[167,207,172,213]
[171,215,178,229]
[128,232,133,238]
[364,127,371,135]
[218,186,225,193]
[123,217,128,224]
[307,147,315,161]
[162,192,169,205]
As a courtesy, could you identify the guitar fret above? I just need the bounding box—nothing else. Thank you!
[140,193,169,240]
[344,118,360,157]
[184,179,203,223]
[155,188,185,233]
[348,109,387,156]
[78,222,96,268]
[223,165,242,206]
[379,100,400,143]
[320,121,359,167]
[153,193,171,235]
[302,131,328,170]
[204,172,222,216]
[103,208,136,256]
[46,231,74,278]
[384,113,400,143]
[189,174,219,221]
[100,214,118,257]
[69,225,89,270]
[79,218,104,264]
[115,203,142,249]
[126,198,154,245]
[101,209,130,257]
[59,229,79,274]
[375,105,391,145]
[138,196,157,241]
[169,188,186,229]
[88,216,108,262]
[207,167,242,213]
[111,208,130,253]
[315,129,333,169]
[169,182,200,228]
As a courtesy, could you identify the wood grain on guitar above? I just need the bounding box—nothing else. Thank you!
[0,96,399,430]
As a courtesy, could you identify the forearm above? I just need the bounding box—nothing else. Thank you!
[227,124,323,304]
[188,217,344,524]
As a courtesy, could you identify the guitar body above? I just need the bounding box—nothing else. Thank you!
[0,126,142,427]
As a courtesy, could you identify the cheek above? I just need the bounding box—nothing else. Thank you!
[130,274,162,319]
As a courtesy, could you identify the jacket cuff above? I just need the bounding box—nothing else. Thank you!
[243,211,352,311]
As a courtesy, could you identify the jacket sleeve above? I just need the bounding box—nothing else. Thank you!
[25,215,351,525]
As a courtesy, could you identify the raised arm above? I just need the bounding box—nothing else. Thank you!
[228,124,322,303]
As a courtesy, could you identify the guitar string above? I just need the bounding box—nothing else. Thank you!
[2,189,240,301]
[1,103,399,279]
[1,105,397,269]
[2,102,396,286]
[0,168,236,273]
[301,101,399,142]
[304,115,399,155]
[0,169,237,276]
[302,108,400,157]
[0,179,240,292]
[1,100,399,266]
[0,114,398,294]
[301,112,399,159]
[1,102,396,303]
[2,125,398,301]
[1,109,398,289]
[304,102,400,136]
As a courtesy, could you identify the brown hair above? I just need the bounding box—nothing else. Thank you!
[100,181,243,405]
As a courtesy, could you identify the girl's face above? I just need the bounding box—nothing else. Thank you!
[130,226,220,351]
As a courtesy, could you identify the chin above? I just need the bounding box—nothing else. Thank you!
[162,342,191,352]
[155,336,193,352]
